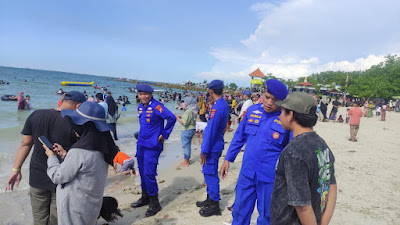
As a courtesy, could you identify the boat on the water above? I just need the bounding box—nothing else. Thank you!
[1,95,17,101]
[61,81,94,86]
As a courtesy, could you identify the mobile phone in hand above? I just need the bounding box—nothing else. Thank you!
[38,136,53,151]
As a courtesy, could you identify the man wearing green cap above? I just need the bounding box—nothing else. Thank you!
[271,92,337,225]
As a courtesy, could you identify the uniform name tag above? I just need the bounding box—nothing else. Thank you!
[250,114,262,119]
[273,119,282,125]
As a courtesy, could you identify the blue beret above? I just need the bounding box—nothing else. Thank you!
[243,90,252,97]
[136,84,154,93]
[266,79,288,101]
[207,80,224,90]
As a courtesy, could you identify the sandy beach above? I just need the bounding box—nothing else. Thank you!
[96,106,400,225]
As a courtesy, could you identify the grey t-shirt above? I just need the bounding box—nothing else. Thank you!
[271,132,336,225]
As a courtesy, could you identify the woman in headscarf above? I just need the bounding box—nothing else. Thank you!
[320,95,329,121]
[17,91,27,110]
[363,101,369,117]
[175,97,198,167]
[198,96,207,122]
[44,101,118,225]
[106,92,120,140]
[367,101,373,118]
[381,100,387,121]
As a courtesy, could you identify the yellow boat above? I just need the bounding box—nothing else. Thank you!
[61,81,94,86]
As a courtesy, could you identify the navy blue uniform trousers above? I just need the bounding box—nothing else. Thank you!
[232,173,274,225]
[136,145,162,196]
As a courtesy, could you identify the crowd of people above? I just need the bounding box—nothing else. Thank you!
[12,78,400,224]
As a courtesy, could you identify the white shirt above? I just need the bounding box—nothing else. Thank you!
[98,101,108,119]
[239,99,253,117]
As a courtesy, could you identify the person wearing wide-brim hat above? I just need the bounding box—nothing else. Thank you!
[5,90,86,225]
[43,101,118,225]
[196,79,230,217]
[130,83,176,217]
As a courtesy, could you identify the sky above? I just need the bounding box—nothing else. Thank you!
[1,0,399,87]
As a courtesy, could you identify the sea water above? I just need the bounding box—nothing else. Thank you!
[0,66,190,224]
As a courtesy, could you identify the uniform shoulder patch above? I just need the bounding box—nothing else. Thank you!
[155,105,164,113]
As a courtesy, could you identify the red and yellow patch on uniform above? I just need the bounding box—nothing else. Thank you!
[146,114,151,117]
[272,132,280,139]
[210,109,216,118]
[248,119,254,122]
[254,119,259,123]
[146,118,150,122]
[155,105,164,113]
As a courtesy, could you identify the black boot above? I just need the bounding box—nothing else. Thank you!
[145,194,162,217]
[131,190,150,208]
[196,194,212,208]
[199,199,221,217]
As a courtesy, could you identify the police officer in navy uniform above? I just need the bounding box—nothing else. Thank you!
[130,84,176,217]
[196,80,230,217]
[220,79,290,225]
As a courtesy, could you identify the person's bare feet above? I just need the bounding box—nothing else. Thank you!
[179,159,190,167]
[130,169,139,176]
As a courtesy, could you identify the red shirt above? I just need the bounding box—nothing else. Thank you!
[348,107,362,125]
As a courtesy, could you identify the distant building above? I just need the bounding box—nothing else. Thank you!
[249,68,266,92]
[292,77,316,95]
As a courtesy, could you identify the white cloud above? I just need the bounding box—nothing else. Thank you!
[200,0,400,86]
[197,54,396,86]
[300,57,319,64]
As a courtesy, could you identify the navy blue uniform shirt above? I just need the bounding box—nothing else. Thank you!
[201,97,229,158]
[137,98,176,149]
[225,104,290,183]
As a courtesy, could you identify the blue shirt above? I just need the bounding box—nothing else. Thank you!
[201,97,230,158]
[225,104,290,183]
[137,98,176,149]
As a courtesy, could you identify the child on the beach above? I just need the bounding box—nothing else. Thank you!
[345,108,350,123]
[113,146,136,176]
[121,103,127,111]
[337,115,344,123]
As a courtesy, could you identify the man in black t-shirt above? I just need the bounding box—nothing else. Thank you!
[271,92,337,225]
[5,91,86,225]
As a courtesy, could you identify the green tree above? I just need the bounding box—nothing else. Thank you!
[228,82,238,90]
[347,54,400,98]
